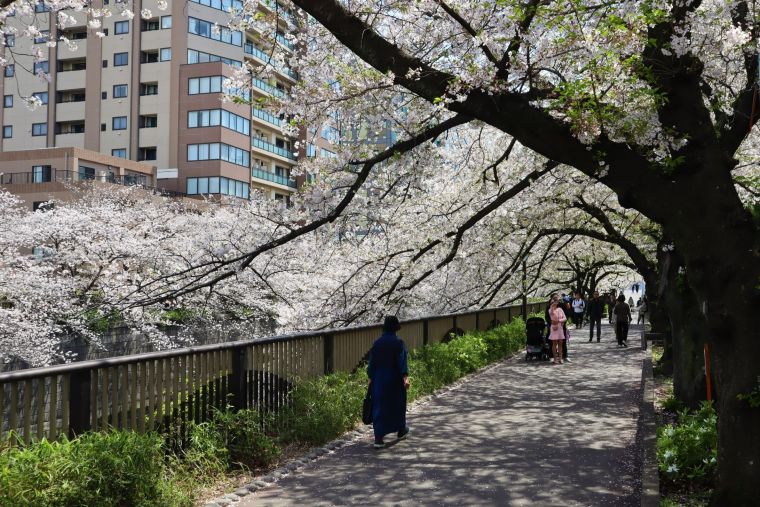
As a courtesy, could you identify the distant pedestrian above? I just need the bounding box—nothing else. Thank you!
[608,290,617,323]
[367,316,410,449]
[548,298,567,364]
[572,292,585,329]
[614,295,632,347]
[637,297,648,325]
[587,291,604,343]
[628,296,634,307]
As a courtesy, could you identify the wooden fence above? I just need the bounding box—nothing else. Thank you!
[0,303,542,444]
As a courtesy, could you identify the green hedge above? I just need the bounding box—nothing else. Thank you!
[0,319,527,505]
[0,431,187,507]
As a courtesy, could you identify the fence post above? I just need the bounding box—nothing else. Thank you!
[423,320,428,346]
[521,296,528,320]
[68,369,91,438]
[323,334,334,375]
[230,347,247,411]
[475,312,480,330]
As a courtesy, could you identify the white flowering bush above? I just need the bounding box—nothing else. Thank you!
[657,401,718,484]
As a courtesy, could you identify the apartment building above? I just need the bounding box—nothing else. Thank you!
[0,0,327,203]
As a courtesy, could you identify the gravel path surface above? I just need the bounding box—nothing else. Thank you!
[237,323,646,507]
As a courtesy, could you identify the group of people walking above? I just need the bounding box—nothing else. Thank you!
[544,288,647,363]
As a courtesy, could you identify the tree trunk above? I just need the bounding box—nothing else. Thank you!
[658,166,760,505]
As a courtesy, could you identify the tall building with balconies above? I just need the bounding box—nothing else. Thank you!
[0,0,314,202]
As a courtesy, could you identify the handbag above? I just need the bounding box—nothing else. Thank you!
[362,385,373,424]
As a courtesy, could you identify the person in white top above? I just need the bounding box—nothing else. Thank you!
[572,292,585,329]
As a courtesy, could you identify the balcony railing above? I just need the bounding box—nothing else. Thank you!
[0,169,184,197]
[252,167,296,188]
[244,43,297,79]
[274,33,294,50]
[252,107,282,126]
[251,78,286,98]
[252,137,297,160]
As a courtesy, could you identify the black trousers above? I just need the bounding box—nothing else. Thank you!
[573,313,583,328]
[616,321,629,344]
[588,317,602,340]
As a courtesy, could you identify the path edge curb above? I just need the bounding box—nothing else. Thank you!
[640,355,660,507]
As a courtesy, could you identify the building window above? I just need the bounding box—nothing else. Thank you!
[188,76,223,94]
[32,165,52,182]
[140,82,158,95]
[114,20,129,34]
[160,48,171,61]
[32,92,48,105]
[114,52,128,66]
[112,148,127,158]
[34,31,49,44]
[3,95,11,108]
[187,176,249,198]
[141,18,160,31]
[32,123,47,136]
[189,0,244,13]
[187,142,250,167]
[161,15,172,29]
[33,61,49,74]
[138,147,156,161]
[139,115,157,128]
[186,48,242,67]
[79,166,95,180]
[57,89,85,103]
[187,108,250,135]
[112,116,127,130]
[4,64,14,77]
[34,1,50,12]
[113,84,128,98]
[56,121,85,134]
[58,59,86,72]
[188,17,242,46]
[4,35,14,47]
[2,125,11,138]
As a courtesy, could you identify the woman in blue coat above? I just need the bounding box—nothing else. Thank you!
[367,316,410,449]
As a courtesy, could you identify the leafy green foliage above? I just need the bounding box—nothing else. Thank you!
[657,401,717,484]
[280,371,367,445]
[0,431,186,507]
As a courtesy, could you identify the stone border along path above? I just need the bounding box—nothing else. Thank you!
[205,323,648,507]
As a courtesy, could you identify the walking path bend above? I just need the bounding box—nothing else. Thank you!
[239,323,647,507]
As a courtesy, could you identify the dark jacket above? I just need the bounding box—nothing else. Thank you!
[367,333,408,437]
[587,297,605,319]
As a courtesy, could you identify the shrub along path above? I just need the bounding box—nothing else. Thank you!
[238,323,646,506]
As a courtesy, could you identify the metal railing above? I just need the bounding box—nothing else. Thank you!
[252,167,296,188]
[252,137,297,160]
[251,78,286,99]
[0,169,185,198]
[252,107,283,126]
[243,43,298,79]
[0,302,541,443]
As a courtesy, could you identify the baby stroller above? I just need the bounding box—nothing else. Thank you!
[525,317,549,361]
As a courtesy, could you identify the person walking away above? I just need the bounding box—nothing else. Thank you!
[571,292,585,329]
[548,298,567,364]
[367,316,410,449]
[613,296,633,347]
[637,297,648,325]
[628,296,635,307]
[587,291,604,343]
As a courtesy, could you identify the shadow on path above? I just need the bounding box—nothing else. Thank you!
[241,323,646,506]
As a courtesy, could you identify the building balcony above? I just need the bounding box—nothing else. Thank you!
[251,137,296,161]
[56,69,86,90]
[251,78,286,99]
[0,169,179,196]
[252,107,282,127]
[244,43,297,80]
[55,132,85,148]
[56,101,86,122]
[251,167,296,188]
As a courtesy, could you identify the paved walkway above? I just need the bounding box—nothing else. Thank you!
[240,323,647,506]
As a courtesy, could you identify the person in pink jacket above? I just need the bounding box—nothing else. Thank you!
[548,297,567,364]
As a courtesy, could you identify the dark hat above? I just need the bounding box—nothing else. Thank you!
[382,315,401,333]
